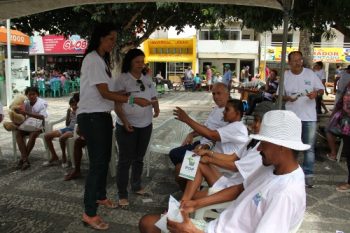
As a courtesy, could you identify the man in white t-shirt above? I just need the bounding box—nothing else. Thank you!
[139,110,310,233]
[278,51,324,187]
[169,83,229,190]
[313,61,328,114]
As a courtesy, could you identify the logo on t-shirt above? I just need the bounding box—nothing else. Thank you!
[304,80,311,86]
[253,192,262,206]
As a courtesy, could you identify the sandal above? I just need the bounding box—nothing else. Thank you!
[82,213,109,230]
[326,153,337,162]
[133,188,151,196]
[15,159,24,170]
[96,199,117,209]
[64,171,81,181]
[42,159,60,167]
[21,160,30,171]
[118,199,129,210]
[336,183,350,193]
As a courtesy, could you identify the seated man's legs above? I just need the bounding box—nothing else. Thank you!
[65,137,86,181]
[182,163,222,201]
[139,214,161,233]
[44,130,61,162]
[59,131,73,164]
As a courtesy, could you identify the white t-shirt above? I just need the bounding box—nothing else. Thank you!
[115,72,157,128]
[280,68,324,121]
[214,121,249,176]
[24,97,48,118]
[211,140,262,190]
[200,106,228,145]
[314,69,326,82]
[77,51,115,114]
[207,166,306,233]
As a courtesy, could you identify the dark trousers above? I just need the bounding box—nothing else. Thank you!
[343,135,350,184]
[316,95,323,114]
[116,123,152,199]
[247,93,263,115]
[77,112,113,217]
[168,141,200,166]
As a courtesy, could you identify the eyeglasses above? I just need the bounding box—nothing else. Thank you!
[137,79,145,91]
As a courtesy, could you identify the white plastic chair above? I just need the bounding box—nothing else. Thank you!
[336,138,343,162]
[145,117,194,177]
[194,201,231,220]
[12,116,66,161]
[66,122,117,178]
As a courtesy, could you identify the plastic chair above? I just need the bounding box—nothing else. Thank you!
[51,80,61,97]
[12,116,66,161]
[75,77,80,89]
[37,80,46,97]
[145,116,194,177]
[194,201,231,220]
[62,80,71,96]
[336,139,344,162]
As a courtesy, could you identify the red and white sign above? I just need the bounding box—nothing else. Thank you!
[30,35,88,55]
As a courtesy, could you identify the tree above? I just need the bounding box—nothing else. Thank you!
[11,2,219,70]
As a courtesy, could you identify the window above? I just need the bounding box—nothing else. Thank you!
[271,33,293,42]
[199,31,209,40]
[230,31,240,40]
[199,29,241,40]
[242,34,251,40]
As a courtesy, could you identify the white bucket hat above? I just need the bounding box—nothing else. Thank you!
[250,110,310,151]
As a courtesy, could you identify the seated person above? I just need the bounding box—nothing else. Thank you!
[174,99,249,182]
[246,69,278,115]
[43,97,78,168]
[169,83,229,190]
[155,71,173,89]
[180,109,266,206]
[64,134,86,181]
[139,110,310,233]
[15,87,48,170]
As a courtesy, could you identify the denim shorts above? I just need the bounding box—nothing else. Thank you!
[59,127,74,134]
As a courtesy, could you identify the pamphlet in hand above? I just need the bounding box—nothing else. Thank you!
[179,150,201,181]
[155,195,183,232]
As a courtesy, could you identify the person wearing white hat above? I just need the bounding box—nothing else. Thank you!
[279,51,324,187]
[139,110,310,233]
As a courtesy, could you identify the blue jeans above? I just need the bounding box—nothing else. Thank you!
[77,112,113,217]
[301,121,317,177]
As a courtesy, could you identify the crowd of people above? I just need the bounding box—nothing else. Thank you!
[1,22,350,232]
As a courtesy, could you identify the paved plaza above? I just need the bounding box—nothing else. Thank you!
[0,91,349,233]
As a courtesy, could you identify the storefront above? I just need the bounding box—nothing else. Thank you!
[30,34,87,73]
[143,38,196,79]
[0,27,30,104]
[261,46,350,81]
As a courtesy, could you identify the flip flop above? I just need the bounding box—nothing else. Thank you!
[64,171,81,181]
[118,199,129,210]
[42,159,60,167]
[97,199,118,209]
[326,154,336,162]
[82,213,109,230]
[336,183,350,193]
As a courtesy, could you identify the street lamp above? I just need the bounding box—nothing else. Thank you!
[277,0,294,109]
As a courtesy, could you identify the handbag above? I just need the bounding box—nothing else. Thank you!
[18,117,44,132]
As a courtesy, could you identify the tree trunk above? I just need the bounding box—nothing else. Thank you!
[298,29,313,69]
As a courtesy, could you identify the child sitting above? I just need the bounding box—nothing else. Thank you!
[43,97,78,168]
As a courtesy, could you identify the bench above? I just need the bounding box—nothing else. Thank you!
[168,75,183,91]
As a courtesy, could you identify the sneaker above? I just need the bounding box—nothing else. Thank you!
[336,183,350,192]
[305,177,314,188]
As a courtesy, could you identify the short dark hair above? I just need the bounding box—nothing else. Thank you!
[288,51,303,61]
[25,86,39,96]
[270,69,278,76]
[122,49,145,73]
[226,99,244,118]
[316,61,323,68]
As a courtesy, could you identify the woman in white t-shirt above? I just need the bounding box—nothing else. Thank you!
[15,86,48,171]
[114,49,159,209]
[77,23,152,231]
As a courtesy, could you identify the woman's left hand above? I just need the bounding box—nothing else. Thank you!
[153,108,160,118]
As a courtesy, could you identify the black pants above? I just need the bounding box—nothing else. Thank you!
[247,93,264,115]
[168,141,200,166]
[316,95,323,114]
[343,135,350,184]
[116,123,152,199]
[78,112,113,217]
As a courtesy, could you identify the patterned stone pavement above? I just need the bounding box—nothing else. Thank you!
[0,91,349,233]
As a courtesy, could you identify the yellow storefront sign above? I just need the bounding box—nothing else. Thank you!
[262,47,350,63]
[144,37,197,71]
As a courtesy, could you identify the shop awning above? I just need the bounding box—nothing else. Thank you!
[0,27,30,46]
[0,0,282,20]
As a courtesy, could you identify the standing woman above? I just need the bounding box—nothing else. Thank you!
[115,49,160,208]
[78,24,151,230]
